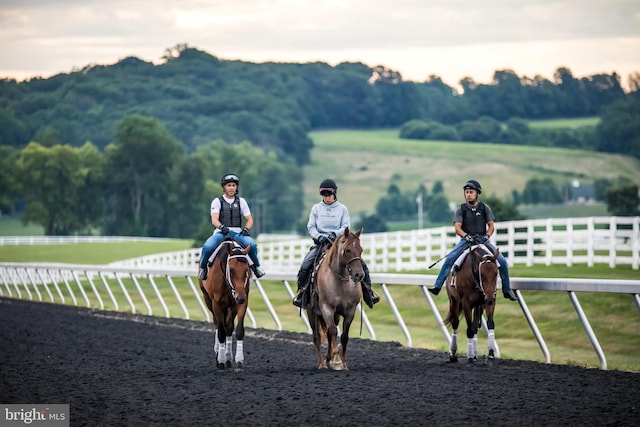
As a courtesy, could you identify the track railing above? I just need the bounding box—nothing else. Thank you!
[2,261,639,370]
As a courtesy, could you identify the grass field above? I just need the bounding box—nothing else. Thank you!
[303,126,639,222]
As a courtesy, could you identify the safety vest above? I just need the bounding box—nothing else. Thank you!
[460,202,487,235]
[218,196,242,227]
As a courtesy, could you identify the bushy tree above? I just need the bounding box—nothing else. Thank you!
[606,182,640,216]
[17,142,105,235]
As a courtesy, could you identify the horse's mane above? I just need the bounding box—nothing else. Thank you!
[324,231,345,259]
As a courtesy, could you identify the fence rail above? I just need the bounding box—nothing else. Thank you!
[110,216,640,271]
[1,261,639,370]
[0,236,173,246]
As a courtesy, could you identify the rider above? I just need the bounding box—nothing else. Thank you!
[292,178,380,309]
[198,173,265,280]
[428,179,518,301]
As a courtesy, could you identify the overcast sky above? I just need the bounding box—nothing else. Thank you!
[1,0,639,88]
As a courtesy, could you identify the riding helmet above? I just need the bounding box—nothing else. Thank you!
[463,179,482,194]
[319,178,338,196]
[221,173,240,187]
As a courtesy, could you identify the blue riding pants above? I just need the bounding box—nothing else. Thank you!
[200,231,260,269]
[433,239,511,292]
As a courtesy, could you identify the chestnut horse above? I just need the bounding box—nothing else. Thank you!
[199,240,252,369]
[444,244,500,364]
[306,227,365,370]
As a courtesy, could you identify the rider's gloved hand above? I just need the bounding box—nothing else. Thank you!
[218,224,230,235]
[478,235,489,243]
[328,232,337,242]
[240,227,250,237]
[317,235,328,244]
[464,234,475,244]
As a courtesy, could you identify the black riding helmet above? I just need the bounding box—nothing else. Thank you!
[221,173,240,187]
[463,179,482,194]
[319,178,338,197]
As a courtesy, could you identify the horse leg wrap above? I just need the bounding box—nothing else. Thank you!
[214,329,220,353]
[472,335,478,359]
[467,341,475,359]
[217,343,226,364]
[450,330,458,355]
[225,336,233,361]
[487,329,496,354]
[235,340,244,363]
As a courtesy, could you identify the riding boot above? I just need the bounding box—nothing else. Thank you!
[199,267,207,281]
[503,290,518,301]
[360,281,380,309]
[293,249,316,308]
[360,262,380,308]
[292,283,308,308]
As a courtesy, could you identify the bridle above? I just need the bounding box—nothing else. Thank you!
[333,234,362,281]
[472,247,498,298]
[220,246,250,301]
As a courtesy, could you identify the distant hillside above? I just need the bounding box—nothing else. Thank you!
[302,128,640,219]
[0,45,628,168]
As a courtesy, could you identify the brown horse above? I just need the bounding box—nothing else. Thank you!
[306,226,365,370]
[199,240,252,369]
[444,244,500,364]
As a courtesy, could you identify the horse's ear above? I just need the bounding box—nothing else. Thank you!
[343,226,350,236]
[356,227,363,237]
[493,247,500,258]
[243,244,251,255]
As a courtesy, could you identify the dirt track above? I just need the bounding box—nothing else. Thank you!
[1,297,639,426]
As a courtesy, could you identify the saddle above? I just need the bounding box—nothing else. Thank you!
[450,244,495,289]
[206,239,251,270]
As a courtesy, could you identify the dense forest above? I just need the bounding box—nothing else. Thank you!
[0,44,639,237]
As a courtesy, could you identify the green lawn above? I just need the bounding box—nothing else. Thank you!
[304,128,640,220]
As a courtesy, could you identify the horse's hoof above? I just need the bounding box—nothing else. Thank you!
[448,355,458,363]
[216,362,226,370]
[236,361,244,369]
[225,360,232,369]
[467,357,477,365]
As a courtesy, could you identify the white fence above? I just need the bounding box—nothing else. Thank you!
[1,261,639,371]
[110,216,640,272]
[0,236,173,246]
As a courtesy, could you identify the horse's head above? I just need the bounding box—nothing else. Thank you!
[476,246,499,306]
[225,242,251,304]
[334,226,365,283]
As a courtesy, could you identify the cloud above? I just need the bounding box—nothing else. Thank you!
[1,0,639,87]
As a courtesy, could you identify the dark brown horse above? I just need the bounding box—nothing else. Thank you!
[199,240,252,369]
[444,244,500,364]
[306,226,365,370]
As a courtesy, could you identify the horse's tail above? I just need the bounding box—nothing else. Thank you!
[443,301,462,325]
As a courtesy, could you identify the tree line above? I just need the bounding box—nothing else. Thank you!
[1,45,637,165]
[1,45,639,237]
[0,115,302,240]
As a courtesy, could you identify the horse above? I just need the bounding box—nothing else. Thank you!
[198,240,252,370]
[444,244,500,365]
[306,226,365,370]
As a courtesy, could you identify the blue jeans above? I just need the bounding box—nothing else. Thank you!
[434,239,511,292]
[200,231,260,269]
